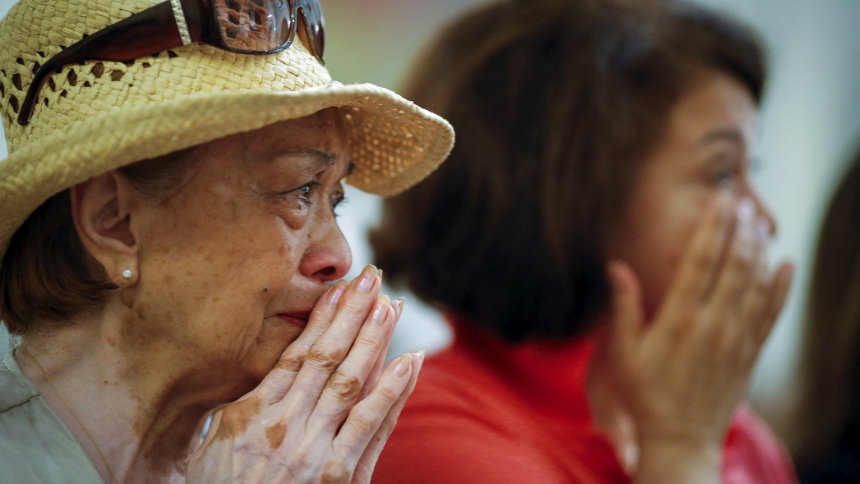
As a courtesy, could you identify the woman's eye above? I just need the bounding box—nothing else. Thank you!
[707,155,742,188]
[294,181,320,204]
[268,181,320,206]
[713,168,735,186]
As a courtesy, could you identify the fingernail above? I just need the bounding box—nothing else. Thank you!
[357,264,377,293]
[737,198,755,224]
[391,297,404,319]
[328,281,346,305]
[377,268,383,281]
[417,349,425,362]
[394,354,411,377]
[396,297,406,311]
[372,295,390,324]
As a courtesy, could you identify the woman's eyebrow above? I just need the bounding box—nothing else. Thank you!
[263,149,355,181]
[279,148,339,168]
[700,128,746,147]
[263,148,339,177]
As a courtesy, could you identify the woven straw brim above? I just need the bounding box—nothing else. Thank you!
[0,83,454,267]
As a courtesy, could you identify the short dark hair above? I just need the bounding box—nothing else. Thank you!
[0,147,199,335]
[370,0,766,343]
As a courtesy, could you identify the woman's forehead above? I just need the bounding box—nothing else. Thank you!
[219,108,348,165]
[670,74,757,146]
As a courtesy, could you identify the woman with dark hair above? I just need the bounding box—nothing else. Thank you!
[370,0,795,482]
[790,150,860,484]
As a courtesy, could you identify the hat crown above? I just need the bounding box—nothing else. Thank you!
[0,0,331,155]
[0,0,454,280]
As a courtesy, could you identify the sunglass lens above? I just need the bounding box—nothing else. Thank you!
[298,0,324,61]
[213,0,292,52]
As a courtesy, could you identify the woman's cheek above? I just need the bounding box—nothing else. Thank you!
[250,320,304,373]
[642,211,703,317]
[272,201,311,231]
[667,206,705,271]
[198,292,269,356]
[640,240,685,319]
[661,200,710,288]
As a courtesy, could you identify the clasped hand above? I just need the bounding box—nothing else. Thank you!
[186,265,421,484]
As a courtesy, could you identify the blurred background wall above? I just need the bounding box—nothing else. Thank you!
[1,0,859,445]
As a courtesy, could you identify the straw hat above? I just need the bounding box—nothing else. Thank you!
[0,0,454,267]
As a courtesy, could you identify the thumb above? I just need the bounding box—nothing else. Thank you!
[605,261,645,356]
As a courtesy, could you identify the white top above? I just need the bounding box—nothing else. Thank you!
[0,351,103,484]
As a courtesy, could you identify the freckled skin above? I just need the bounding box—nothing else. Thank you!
[105,108,353,477]
[274,353,305,373]
[265,421,287,449]
[326,373,364,402]
[215,395,263,442]
[119,286,136,309]
[321,464,353,484]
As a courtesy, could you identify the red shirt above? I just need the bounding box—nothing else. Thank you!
[373,319,797,484]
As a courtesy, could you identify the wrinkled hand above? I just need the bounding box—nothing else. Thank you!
[186,264,423,484]
[596,196,793,480]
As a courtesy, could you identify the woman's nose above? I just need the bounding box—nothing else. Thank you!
[299,223,352,283]
[745,184,777,237]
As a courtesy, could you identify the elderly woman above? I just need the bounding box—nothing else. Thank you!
[371,0,795,483]
[0,0,456,483]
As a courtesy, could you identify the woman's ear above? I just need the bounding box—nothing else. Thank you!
[69,171,139,286]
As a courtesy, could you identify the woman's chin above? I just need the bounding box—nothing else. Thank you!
[245,319,305,378]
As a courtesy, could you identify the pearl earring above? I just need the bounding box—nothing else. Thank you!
[122,269,133,279]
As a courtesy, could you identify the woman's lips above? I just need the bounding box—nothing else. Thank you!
[277,314,309,329]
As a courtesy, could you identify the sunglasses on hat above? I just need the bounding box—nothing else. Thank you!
[19,0,325,126]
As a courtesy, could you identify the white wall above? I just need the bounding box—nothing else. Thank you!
[2,0,860,440]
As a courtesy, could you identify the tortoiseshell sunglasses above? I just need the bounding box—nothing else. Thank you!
[19,0,324,126]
